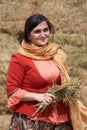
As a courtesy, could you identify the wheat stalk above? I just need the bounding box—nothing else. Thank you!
[32,78,81,117]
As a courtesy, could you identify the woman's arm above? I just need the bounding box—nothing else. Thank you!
[6,54,28,108]
[22,92,55,105]
[6,54,26,96]
[8,89,55,108]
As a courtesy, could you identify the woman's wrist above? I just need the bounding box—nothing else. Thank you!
[21,92,37,101]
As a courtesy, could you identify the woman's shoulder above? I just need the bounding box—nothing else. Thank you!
[11,52,31,60]
[10,52,33,65]
[9,53,35,71]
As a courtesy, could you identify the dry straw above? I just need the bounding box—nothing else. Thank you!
[32,78,81,117]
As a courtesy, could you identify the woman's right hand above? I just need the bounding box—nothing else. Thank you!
[22,92,55,105]
[34,93,56,105]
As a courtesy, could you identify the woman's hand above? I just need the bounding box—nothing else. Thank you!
[34,93,56,105]
[22,92,56,105]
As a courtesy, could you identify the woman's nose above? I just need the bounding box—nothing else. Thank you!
[40,31,45,37]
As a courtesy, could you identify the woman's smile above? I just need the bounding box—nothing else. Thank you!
[29,21,51,46]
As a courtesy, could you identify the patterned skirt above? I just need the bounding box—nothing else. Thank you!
[9,112,73,130]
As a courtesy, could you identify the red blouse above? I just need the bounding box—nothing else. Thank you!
[6,53,68,124]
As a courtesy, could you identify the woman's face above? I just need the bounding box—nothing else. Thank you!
[29,21,51,46]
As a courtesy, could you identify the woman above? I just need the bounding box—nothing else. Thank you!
[6,13,73,130]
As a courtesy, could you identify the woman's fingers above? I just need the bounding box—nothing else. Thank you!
[43,93,55,104]
[34,93,55,105]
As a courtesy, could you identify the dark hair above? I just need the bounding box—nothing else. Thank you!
[24,13,55,43]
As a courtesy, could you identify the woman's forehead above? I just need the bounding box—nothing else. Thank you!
[33,21,48,30]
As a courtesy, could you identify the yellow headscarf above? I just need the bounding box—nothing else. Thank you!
[19,40,87,130]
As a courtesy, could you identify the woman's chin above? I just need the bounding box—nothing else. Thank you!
[35,41,48,47]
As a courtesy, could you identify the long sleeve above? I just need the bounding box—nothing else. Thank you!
[6,54,26,96]
[8,88,28,109]
[6,54,28,108]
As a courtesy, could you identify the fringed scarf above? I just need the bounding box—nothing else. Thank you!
[19,40,87,130]
[19,40,70,85]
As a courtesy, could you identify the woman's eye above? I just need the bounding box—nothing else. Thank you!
[33,27,49,34]
[34,30,41,34]
[43,28,49,32]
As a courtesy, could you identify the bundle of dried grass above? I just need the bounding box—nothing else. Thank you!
[33,78,81,116]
